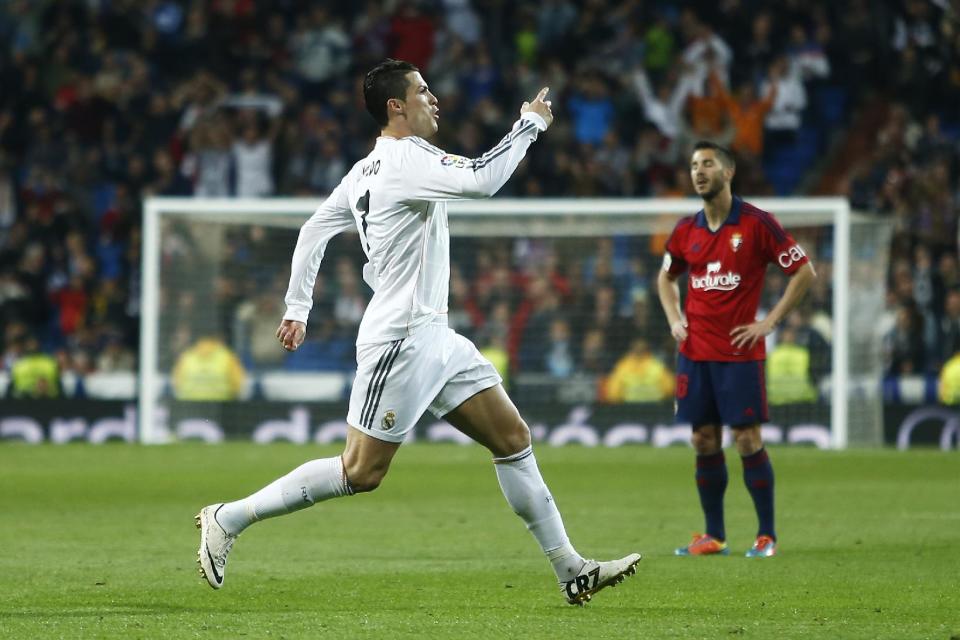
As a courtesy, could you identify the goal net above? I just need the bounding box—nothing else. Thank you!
[140,197,890,448]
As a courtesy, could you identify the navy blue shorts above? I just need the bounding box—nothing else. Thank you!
[675,353,769,428]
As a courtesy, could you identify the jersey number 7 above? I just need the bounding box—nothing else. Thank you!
[357,190,371,251]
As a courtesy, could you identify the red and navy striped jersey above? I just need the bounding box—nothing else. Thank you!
[663,196,809,362]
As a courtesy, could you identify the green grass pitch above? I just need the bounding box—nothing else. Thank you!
[0,443,957,639]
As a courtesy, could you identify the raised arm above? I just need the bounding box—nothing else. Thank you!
[403,88,553,200]
[631,68,660,108]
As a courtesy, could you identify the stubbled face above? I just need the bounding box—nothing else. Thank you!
[690,149,731,201]
[398,71,439,137]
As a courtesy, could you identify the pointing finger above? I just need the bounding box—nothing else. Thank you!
[538,87,550,101]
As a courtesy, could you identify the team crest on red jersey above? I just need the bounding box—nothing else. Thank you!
[731,233,743,252]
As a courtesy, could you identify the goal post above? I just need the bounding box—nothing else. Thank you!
[140,196,889,448]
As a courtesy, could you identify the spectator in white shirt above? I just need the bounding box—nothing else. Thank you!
[631,66,698,141]
[762,57,807,152]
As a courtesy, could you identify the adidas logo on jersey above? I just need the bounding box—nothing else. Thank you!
[691,261,741,291]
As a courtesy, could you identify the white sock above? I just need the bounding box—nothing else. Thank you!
[215,456,354,535]
[493,446,584,582]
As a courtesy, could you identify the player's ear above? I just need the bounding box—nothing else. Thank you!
[386,97,405,119]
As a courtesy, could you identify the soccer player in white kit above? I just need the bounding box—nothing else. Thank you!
[196,59,640,605]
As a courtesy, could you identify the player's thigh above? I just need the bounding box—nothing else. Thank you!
[442,384,530,458]
[712,360,769,428]
[676,354,722,428]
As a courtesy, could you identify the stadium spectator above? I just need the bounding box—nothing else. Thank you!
[681,23,732,88]
[187,116,233,197]
[785,22,831,82]
[739,11,776,86]
[579,327,612,375]
[479,333,510,390]
[938,351,960,405]
[684,67,733,146]
[940,289,960,363]
[766,326,818,405]
[711,72,776,191]
[631,67,694,141]
[883,303,926,376]
[388,2,435,71]
[543,317,576,379]
[235,289,288,369]
[332,257,367,331]
[96,331,135,373]
[448,265,482,341]
[567,76,615,146]
[642,14,676,80]
[514,275,561,372]
[232,116,280,198]
[761,56,806,153]
[9,334,60,398]
[292,7,351,99]
[603,338,674,403]
[171,331,246,402]
[536,0,578,53]
[937,353,960,406]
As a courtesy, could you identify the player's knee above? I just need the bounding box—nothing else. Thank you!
[493,418,531,459]
[343,462,388,493]
[733,427,762,455]
[691,427,721,455]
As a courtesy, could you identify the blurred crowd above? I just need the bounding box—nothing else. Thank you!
[0,0,957,404]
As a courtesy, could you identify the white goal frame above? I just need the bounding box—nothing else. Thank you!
[141,197,854,447]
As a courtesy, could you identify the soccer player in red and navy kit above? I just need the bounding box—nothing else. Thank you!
[657,141,816,558]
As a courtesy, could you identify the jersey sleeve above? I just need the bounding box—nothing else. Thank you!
[400,112,547,201]
[283,178,357,323]
[662,219,690,276]
[758,212,810,275]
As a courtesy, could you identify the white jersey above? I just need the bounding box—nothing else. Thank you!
[284,111,547,345]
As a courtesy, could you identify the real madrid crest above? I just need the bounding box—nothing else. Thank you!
[730,232,743,252]
[382,409,397,430]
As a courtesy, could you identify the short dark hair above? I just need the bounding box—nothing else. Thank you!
[363,59,419,127]
[692,140,736,169]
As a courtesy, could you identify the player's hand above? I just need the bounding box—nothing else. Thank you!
[520,87,553,129]
[276,319,306,352]
[729,319,774,350]
[670,319,688,342]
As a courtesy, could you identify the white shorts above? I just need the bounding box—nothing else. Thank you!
[346,316,502,443]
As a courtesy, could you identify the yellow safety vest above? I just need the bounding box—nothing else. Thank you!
[172,339,245,401]
[11,353,60,398]
[939,354,960,404]
[766,343,817,405]
[605,355,674,402]
[480,345,510,391]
